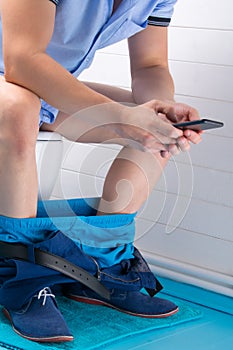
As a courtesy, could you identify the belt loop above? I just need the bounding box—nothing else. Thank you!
[27,245,36,263]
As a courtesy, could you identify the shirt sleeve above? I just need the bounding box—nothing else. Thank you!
[148,0,177,27]
[48,0,59,5]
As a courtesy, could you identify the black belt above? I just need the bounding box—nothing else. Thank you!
[0,241,110,300]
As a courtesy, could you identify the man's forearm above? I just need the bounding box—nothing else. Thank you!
[5,52,113,116]
[131,65,175,104]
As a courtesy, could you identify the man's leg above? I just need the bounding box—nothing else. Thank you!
[0,77,41,218]
[97,147,167,214]
[40,83,178,318]
[0,78,74,342]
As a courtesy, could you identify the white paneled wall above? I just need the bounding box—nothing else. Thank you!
[52,0,233,296]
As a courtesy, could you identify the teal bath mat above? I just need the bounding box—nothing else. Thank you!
[0,295,202,350]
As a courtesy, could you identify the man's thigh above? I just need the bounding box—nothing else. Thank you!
[40,82,134,144]
[0,76,40,108]
[0,76,41,133]
[40,109,123,144]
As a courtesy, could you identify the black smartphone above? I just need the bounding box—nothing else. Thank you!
[173,118,224,131]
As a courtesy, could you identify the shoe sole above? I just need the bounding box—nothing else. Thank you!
[67,294,179,318]
[3,308,74,343]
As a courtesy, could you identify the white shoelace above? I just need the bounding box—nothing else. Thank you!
[36,287,55,306]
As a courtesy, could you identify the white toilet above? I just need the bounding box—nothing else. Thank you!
[36,131,63,200]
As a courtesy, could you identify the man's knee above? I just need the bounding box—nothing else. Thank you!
[0,92,41,155]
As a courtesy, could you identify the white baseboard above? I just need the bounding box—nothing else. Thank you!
[142,250,233,298]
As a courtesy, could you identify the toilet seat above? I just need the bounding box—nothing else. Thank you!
[37,131,62,141]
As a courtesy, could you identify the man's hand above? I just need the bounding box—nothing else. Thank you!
[115,100,202,158]
[150,100,203,157]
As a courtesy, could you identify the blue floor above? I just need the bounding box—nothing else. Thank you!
[103,277,233,350]
[0,277,232,350]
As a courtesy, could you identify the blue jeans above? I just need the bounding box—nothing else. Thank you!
[0,198,159,310]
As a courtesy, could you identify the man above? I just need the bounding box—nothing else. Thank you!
[0,0,201,343]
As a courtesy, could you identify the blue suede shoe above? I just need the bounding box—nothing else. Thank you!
[3,287,73,342]
[65,283,178,318]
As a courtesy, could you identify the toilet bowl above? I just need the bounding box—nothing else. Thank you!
[36,131,63,200]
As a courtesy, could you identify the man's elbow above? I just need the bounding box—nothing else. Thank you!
[4,53,22,83]
[4,50,32,84]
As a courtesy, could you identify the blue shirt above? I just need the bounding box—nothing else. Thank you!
[0,0,177,124]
